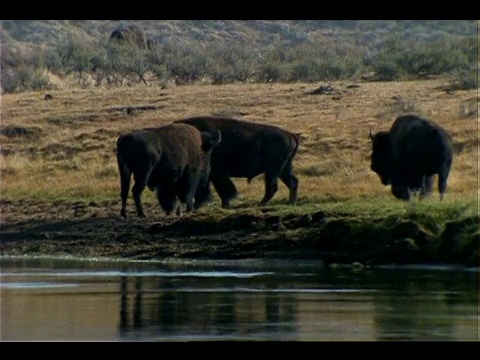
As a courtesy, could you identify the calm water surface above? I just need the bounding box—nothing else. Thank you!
[0,257,478,341]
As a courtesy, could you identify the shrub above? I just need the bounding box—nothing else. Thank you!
[256,62,289,83]
[2,66,51,92]
[372,58,401,81]
[29,70,51,90]
[451,67,478,90]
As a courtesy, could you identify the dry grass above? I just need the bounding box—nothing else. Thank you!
[0,78,478,206]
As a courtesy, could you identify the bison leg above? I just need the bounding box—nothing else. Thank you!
[391,185,410,201]
[178,187,195,212]
[419,175,434,200]
[194,180,213,210]
[117,157,132,218]
[132,179,147,217]
[211,173,238,209]
[176,173,199,213]
[165,202,178,216]
[155,185,178,216]
[438,163,451,201]
[259,174,279,206]
[279,161,298,205]
[131,165,155,217]
[176,205,183,216]
[185,181,199,213]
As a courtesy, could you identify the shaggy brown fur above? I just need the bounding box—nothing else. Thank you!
[116,123,220,218]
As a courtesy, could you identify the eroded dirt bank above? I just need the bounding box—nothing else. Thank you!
[0,199,478,267]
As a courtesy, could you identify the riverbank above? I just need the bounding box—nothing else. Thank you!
[1,198,477,267]
[1,80,478,267]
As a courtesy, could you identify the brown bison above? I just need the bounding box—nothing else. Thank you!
[369,114,453,201]
[175,116,300,208]
[116,123,221,218]
[109,24,148,50]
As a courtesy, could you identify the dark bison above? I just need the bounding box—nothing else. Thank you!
[175,116,300,208]
[116,123,221,218]
[146,38,160,50]
[369,114,453,201]
[109,24,148,50]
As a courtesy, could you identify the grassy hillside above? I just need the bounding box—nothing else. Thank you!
[2,20,476,47]
[1,20,477,93]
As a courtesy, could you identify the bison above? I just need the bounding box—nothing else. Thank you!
[175,116,300,208]
[369,114,453,201]
[109,24,148,50]
[116,123,221,218]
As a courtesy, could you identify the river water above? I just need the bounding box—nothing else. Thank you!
[0,257,478,341]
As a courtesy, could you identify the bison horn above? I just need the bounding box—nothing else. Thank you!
[216,130,221,144]
[369,128,374,141]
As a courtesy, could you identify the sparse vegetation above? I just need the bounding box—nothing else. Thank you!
[1,21,478,93]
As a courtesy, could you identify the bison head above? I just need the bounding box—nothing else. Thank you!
[200,130,221,152]
[391,185,411,201]
[369,130,393,185]
[194,130,222,208]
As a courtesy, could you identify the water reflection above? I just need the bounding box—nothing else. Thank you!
[116,272,300,340]
[372,269,478,341]
[0,257,478,341]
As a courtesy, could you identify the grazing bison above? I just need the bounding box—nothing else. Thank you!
[369,114,453,201]
[175,116,300,208]
[116,123,221,218]
[109,24,148,50]
[146,38,160,50]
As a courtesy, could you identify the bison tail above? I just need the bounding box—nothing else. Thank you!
[288,132,301,162]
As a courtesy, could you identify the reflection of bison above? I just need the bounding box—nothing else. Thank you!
[116,123,221,218]
[175,116,300,208]
[109,24,148,50]
[369,114,453,201]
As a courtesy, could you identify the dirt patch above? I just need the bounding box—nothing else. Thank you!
[1,199,477,267]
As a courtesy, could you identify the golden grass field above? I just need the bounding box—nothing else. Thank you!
[0,77,478,209]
